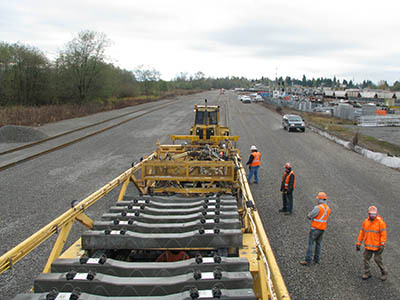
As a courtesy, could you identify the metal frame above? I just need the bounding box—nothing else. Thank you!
[0,154,155,274]
[0,146,290,300]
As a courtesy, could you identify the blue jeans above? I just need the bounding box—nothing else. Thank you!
[305,228,325,263]
[248,166,259,183]
[282,191,293,212]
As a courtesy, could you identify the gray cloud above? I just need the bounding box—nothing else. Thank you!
[208,22,361,58]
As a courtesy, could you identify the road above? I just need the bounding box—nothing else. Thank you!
[1,91,399,300]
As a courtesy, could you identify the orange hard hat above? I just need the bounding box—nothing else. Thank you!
[368,206,378,214]
[284,162,292,169]
[316,192,328,199]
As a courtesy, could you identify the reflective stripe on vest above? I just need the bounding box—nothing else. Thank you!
[365,244,380,249]
[364,229,386,233]
[312,203,330,230]
[284,171,296,189]
[250,152,261,167]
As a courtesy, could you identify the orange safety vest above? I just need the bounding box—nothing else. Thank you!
[356,216,387,251]
[282,171,296,190]
[250,152,261,167]
[312,203,331,230]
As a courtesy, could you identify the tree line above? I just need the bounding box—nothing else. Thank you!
[1,30,398,107]
[0,30,252,107]
[263,76,399,91]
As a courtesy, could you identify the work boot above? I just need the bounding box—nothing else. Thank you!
[279,209,287,213]
[299,260,310,266]
[284,211,292,215]
[380,271,387,281]
[362,273,371,280]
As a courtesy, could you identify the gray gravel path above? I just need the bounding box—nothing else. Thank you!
[1,91,399,300]
[228,92,400,300]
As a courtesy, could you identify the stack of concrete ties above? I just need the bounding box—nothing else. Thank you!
[13,195,257,299]
[82,195,243,249]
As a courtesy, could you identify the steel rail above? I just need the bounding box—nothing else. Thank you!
[0,154,155,274]
[0,100,177,156]
[0,101,176,172]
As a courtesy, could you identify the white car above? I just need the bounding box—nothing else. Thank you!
[241,96,251,103]
[253,95,263,102]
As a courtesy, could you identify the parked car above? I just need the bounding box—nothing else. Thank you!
[250,94,263,102]
[241,95,251,103]
[282,114,305,132]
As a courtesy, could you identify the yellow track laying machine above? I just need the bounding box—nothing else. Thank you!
[0,101,290,300]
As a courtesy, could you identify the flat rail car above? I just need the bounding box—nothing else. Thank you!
[0,102,290,300]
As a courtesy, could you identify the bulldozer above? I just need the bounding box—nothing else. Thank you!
[170,99,239,145]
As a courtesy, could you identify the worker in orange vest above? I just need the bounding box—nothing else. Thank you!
[300,192,331,266]
[246,145,261,184]
[279,162,296,215]
[356,206,387,281]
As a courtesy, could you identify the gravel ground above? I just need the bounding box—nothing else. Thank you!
[0,125,48,143]
[228,93,400,300]
[1,90,399,300]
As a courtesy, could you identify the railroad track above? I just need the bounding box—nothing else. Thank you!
[0,100,179,172]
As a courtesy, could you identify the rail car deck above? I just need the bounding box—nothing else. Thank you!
[15,195,257,300]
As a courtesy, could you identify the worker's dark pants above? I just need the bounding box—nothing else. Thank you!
[282,191,293,212]
[305,228,324,263]
[363,249,386,274]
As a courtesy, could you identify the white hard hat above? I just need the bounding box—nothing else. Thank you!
[250,145,257,151]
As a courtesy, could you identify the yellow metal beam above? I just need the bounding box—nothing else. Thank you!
[0,153,155,274]
[239,233,258,272]
[117,177,130,202]
[144,176,233,182]
[59,238,84,259]
[43,220,73,273]
[152,187,232,194]
[235,154,290,300]
[75,213,94,229]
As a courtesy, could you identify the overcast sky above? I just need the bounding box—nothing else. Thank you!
[2,0,400,84]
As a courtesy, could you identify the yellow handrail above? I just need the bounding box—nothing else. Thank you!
[0,153,155,274]
[235,154,291,300]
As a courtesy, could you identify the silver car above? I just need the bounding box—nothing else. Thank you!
[282,114,305,132]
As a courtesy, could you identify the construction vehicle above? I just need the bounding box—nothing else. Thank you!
[171,100,237,145]
[1,101,290,300]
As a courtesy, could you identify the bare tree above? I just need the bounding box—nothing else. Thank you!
[56,30,110,103]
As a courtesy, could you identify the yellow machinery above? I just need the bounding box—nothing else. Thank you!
[171,100,239,145]
[1,102,290,300]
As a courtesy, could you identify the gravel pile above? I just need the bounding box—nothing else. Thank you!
[0,125,48,143]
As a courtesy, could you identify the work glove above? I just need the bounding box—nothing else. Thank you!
[378,245,385,253]
[356,245,360,251]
